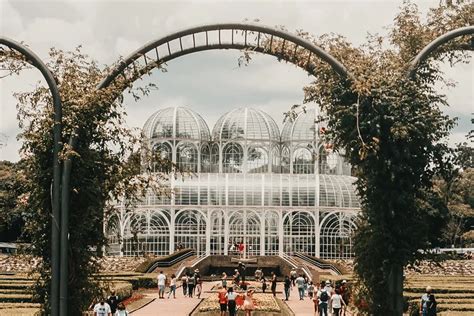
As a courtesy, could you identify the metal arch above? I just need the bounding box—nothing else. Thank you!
[407,25,474,78]
[0,37,63,316]
[97,23,350,91]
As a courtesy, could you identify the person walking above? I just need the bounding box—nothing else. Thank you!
[168,274,177,299]
[261,276,267,293]
[233,269,241,286]
[318,282,330,316]
[157,271,166,299]
[290,268,297,286]
[181,274,188,296]
[340,280,349,316]
[195,273,202,298]
[270,272,277,297]
[308,281,315,299]
[93,299,112,316]
[226,287,238,316]
[312,283,320,316]
[303,275,309,297]
[295,274,306,300]
[114,303,129,316]
[106,291,119,315]
[330,288,346,316]
[284,275,291,301]
[218,285,228,316]
[243,288,255,316]
[187,273,195,298]
[324,280,333,294]
[420,286,437,316]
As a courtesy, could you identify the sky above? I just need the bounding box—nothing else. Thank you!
[0,0,472,162]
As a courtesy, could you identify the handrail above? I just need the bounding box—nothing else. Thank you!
[281,253,312,280]
[146,249,195,272]
[294,253,343,275]
[176,253,208,278]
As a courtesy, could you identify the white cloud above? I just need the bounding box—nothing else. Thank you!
[1,0,472,162]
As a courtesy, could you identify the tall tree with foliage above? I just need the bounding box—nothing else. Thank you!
[0,46,169,314]
[0,160,29,242]
[298,2,472,314]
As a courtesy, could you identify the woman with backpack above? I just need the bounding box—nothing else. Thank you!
[318,281,330,316]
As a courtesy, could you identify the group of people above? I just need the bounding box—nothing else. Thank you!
[92,291,129,316]
[217,285,255,316]
[221,268,278,296]
[311,280,349,316]
[157,270,179,299]
[180,269,204,298]
[157,269,203,299]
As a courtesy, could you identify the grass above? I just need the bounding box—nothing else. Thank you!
[404,275,474,314]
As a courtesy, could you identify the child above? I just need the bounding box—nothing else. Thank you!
[243,289,255,316]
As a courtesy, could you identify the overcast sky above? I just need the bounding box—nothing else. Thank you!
[1,0,472,162]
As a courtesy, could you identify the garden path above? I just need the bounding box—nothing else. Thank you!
[130,281,218,315]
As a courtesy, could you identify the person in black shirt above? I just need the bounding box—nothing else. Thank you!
[270,272,277,297]
[106,291,119,314]
[284,276,291,301]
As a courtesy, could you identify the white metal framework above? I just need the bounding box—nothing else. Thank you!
[106,106,359,259]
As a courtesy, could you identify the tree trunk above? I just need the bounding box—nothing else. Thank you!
[388,264,404,315]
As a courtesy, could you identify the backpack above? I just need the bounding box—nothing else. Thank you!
[320,290,329,302]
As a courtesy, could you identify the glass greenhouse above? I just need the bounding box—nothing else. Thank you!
[106,106,360,259]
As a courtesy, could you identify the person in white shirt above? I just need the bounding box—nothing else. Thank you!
[330,288,346,316]
[157,271,167,299]
[93,300,112,316]
[324,280,333,294]
[226,287,238,316]
[295,274,306,300]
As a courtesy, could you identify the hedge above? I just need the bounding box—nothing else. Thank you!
[0,293,32,303]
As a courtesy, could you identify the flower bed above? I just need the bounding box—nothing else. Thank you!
[197,293,280,314]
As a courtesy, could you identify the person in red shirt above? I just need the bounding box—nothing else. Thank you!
[218,285,228,316]
[238,242,245,258]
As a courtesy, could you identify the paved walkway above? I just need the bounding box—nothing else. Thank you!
[131,281,218,315]
[131,282,351,316]
[277,284,316,316]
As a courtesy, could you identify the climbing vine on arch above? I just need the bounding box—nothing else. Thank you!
[286,2,471,315]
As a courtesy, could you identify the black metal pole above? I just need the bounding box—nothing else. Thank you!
[0,37,63,316]
[407,26,474,78]
[59,136,75,315]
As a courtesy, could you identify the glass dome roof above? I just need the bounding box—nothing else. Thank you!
[143,106,210,141]
[281,108,319,142]
[212,107,280,142]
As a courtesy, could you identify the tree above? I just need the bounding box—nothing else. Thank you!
[1,46,169,314]
[272,1,472,314]
[440,167,474,247]
[0,160,29,241]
